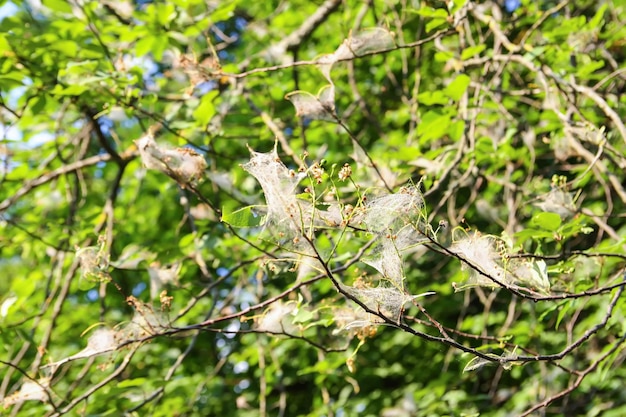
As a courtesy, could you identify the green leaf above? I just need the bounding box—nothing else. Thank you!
[31,95,47,114]
[51,84,89,96]
[556,300,574,330]
[193,91,219,127]
[135,36,155,57]
[417,110,451,143]
[461,44,486,60]
[426,18,447,32]
[417,90,448,105]
[117,378,148,388]
[447,120,465,141]
[43,0,73,13]
[292,308,314,324]
[210,2,237,22]
[0,72,25,88]
[78,275,98,290]
[538,301,562,322]
[514,228,557,242]
[530,212,562,231]
[221,206,264,228]
[62,60,99,76]
[178,233,197,252]
[411,7,449,18]
[411,6,450,32]
[448,0,469,15]
[0,34,10,52]
[588,4,608,29]
[50,40,79,57]
[168,121,197,130]
[152,34,169,61]
[11,277,37,299]
[576,59,604,77]
[444,74,471,101]
[155,3,176,26]
[434,50,454,62]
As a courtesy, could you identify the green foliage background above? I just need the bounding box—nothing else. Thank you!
[1,0,625,416]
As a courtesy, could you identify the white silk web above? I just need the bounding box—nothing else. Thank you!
[241,145,308,238]
[136,133,207,184]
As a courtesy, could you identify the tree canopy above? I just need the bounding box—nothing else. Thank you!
[1,0,626,415]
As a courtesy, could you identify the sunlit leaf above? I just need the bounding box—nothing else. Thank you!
[461,44,487,60]
[221,205,264,228]
[530,212,562,231]
[43,0,73,13]
[444,74,471,101]
[193,91,219,126]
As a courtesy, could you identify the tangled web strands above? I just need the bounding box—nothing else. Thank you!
[135,134,207,184]
[256,301,298,334]
[362,225,430,287]
[341,285,409,318]
[451,233,551,292]
[363,185,426,234]
[241,147,308,235]
[361,185,430,286]
[451,234,508,288]
[340,283,435,326]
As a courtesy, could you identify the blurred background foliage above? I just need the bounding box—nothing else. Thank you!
[1,0,625,416]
